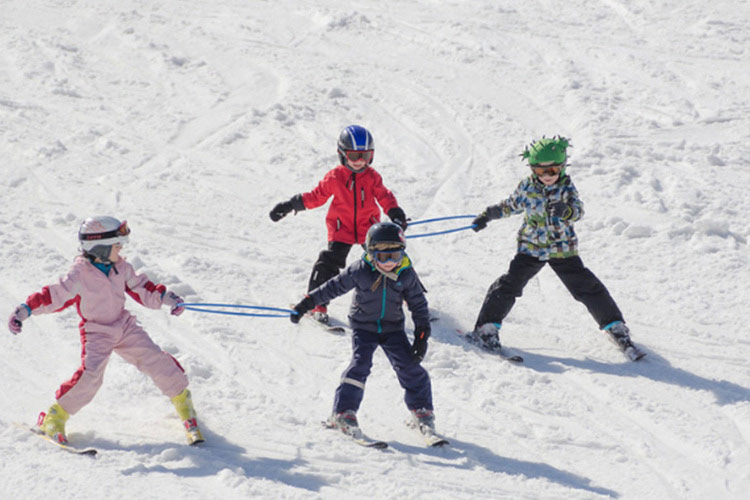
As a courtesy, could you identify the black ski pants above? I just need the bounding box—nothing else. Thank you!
[475,253,624,330]
[308,241,353,304]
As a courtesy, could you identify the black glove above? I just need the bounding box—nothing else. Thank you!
[411,325,431,362]
[549,202,573,220]
[291,296,316,324]
[387,207,408,230]
[269,200,293,222]
[472,212,490,232]
[270,194,306,222]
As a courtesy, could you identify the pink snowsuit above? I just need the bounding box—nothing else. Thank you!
[24,256,188,415]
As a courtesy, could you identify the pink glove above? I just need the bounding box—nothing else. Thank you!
[8,304,31,334]
[162,291,185,316]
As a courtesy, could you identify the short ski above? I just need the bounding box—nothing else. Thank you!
[455,329,524,363]
[306,315,347,334]
[18,424,97,456]
[406,420,449,447]
[623,343,647,361]
[291,305,347,334]
[321,420,388,449]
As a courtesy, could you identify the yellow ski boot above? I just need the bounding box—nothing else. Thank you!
[37,403,70,444]
[171,389,204,445]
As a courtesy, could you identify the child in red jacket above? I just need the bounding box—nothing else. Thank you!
[270,125,407,324]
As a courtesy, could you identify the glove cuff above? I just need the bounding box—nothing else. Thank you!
[485,206,503,220]
[415,325,431,339]
[162,291,182,308]
[290,194,306,212]
[15,304,31,321]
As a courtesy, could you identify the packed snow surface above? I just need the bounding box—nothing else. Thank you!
[1,1,748,499]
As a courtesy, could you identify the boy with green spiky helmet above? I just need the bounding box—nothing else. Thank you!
[468,136,644,361]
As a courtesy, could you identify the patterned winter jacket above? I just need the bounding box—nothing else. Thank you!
[301,165,400,245]
[485,175,584,260]
[308,254,430,334]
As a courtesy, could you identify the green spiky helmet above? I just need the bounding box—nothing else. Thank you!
[521,135,571,178]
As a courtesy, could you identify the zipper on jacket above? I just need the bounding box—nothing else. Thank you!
[352,173,358,242]
[377,276,387,334]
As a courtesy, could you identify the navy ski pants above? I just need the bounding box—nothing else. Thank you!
[333,328,433,414]
[475,253,624,330]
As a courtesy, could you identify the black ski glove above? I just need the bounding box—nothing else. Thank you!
[270,195,305,222]
[270,201,293,222]
[291,296,316,324]
[387,207,408,230]
[472,212,490,232]
[549,202,573,220]
[411,325,431,362]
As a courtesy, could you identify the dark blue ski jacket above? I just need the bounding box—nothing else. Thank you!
[308,254,430,334]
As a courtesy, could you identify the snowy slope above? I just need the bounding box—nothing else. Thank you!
[1,1,749,498]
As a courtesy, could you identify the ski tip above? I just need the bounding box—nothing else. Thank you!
[628,351,647,361]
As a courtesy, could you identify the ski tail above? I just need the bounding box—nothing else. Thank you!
[322,419,388,449]
[15,423,98,456]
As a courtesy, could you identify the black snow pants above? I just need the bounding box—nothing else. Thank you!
[475,253,624,330]
[307,241,353,304]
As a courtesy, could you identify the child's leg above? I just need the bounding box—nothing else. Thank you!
[113,320,188,398]
[474,253,545,329]
[55,328,116,415]
[332,330,378,413]
[380,332,433,411]
[548,256,624,328]
[308,242,352,299]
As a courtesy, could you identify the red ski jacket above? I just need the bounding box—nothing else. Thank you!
[301,165,399,244]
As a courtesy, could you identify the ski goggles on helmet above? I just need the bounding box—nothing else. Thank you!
[344,150,374,163]
[373,249,404,264]
[531,164,562,177]
[80,220,130,249]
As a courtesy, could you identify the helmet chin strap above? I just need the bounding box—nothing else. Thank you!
[84,245,114,264]
[345,162,369,173]
[368,255,401,291]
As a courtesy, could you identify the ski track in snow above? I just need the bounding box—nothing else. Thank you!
[1,1,749,499]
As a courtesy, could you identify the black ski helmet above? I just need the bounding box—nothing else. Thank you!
[365,221,406,254]
[337,125,374,170]
[78,216,130,263]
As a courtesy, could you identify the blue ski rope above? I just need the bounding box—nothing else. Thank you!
[178,303,296,318]
[179,215,479,317]
[406,214,477,239]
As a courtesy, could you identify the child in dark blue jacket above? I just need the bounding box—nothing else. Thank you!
[291,222,436,439]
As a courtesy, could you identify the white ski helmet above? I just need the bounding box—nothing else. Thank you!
[78,216,130,261]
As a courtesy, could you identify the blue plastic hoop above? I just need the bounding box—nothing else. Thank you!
[178,303,295,318]
[406,215,477,239]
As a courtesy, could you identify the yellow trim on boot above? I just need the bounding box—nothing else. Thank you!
[171,389,196,421]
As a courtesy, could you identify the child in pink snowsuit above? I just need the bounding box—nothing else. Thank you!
[8,216,203,445]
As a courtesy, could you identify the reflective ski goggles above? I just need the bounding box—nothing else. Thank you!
[531,165,562,177]
[373,249,404,263]
[344,150,374,163]
[79,220,130,242]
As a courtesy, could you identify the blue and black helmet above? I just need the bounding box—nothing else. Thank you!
[337,125,375,169]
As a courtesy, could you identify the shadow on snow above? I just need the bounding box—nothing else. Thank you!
[89,425,328,493]
[388,439,620,498]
